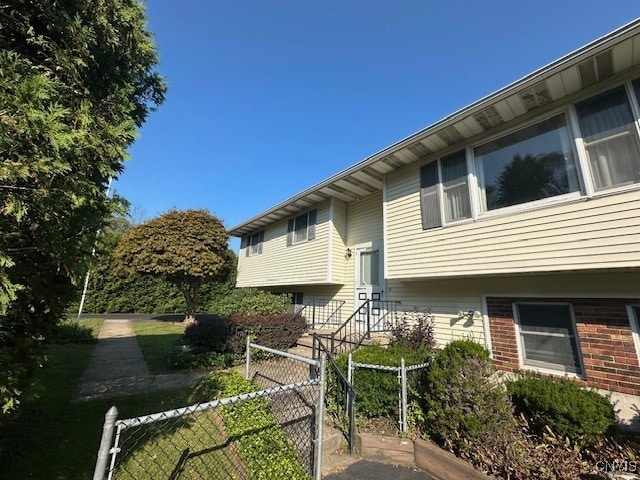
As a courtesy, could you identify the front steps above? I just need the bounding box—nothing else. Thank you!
[288,328,392,359]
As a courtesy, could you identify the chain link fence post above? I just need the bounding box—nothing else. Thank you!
[93,406,118,480]
[245,334,251,379]
[400,358,408,433]
[314,353,326,480]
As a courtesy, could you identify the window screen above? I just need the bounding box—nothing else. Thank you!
[516,303,582,374]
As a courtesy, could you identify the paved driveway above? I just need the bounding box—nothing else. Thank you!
[324,460,434,480]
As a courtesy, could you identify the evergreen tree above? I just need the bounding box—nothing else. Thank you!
[0,0,165,414]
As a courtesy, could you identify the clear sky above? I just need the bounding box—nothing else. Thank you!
[114,1,640,250]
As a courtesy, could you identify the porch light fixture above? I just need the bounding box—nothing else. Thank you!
[346,248,352,258]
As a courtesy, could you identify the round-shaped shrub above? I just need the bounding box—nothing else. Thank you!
[507,375,616,444]
[423,339,514,453]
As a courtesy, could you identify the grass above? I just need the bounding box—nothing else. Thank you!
[132,320,186,374]
[0,340,193,480]
[115,409,241,480]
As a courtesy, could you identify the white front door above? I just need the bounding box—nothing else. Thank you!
[354,241,385,331]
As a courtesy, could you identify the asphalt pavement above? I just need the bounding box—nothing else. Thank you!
[324,460,434,480]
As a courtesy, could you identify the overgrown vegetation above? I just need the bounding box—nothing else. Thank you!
[508,374,617,444]
[422,339,514,453]
[415,339,636,480]
[389,307,436,350]
[48,319,103,344]
[192,371,310,480]
[0,0,165,416]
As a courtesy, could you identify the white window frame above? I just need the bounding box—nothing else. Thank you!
[420,77,640,232]
[292,211,311,245]
[512,301,585,379]
[247,230,264,256]
[472,108,584,219]
[572,80,640,197]
[626,305,640,371]
[437,149,474,226]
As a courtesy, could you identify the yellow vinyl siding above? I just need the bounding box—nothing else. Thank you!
[386,163,640,279]
[346,192,383,246]
[385,271,640,347]
[236,201,331,287]
[331,199,348,284]
[385,279,485,346]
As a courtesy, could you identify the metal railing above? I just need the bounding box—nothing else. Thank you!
[294,299,345,330]
[318,299,401,356]
[312,335,356,454]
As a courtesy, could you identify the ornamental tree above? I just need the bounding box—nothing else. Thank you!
[114,210,232,322]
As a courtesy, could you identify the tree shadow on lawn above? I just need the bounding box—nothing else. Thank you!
[114,409,246,480]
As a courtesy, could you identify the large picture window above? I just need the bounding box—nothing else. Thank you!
[475,114,580,212]
[575,86,640,191]
[417,81,640,231]
[515,303,582,375]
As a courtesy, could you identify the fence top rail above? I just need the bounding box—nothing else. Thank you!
[248,341,319,366]
[351,361,430,372]
[405,362,430,371]
[352,362,398,371]
[115,377,319,430]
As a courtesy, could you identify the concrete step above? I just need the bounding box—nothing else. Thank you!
[322,424,356,476]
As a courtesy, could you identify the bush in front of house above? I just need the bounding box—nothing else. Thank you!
[206,288,291,316]
[388,307,437,350]
[507,374,617,444]
[337,344,431,418]
[184,313,306,354]
[422,339,514,453]
[171,312,307,370]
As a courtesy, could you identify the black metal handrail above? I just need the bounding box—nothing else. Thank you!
[312,334,356,454]
[294,299,346,330]
[320,299,401,355]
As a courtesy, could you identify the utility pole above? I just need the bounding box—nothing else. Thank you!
[76,178,112,322]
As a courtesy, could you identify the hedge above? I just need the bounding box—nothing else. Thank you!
[337,344,430,418]
[184,313,307,354]
[507,374,617,444]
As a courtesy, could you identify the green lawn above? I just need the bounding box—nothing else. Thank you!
[0,341,192,480]
[132,320,187,374]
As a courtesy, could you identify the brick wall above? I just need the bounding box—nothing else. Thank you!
[487,297,640,396]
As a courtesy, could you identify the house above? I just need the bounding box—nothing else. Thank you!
[229,20,640,422]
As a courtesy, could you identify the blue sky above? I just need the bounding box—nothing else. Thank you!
[114,1,640,250]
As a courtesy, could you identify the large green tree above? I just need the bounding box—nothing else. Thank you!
[114,210,232,322]
[0,0,165,413]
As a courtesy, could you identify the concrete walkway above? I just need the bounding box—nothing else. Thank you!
[75,319,202,401]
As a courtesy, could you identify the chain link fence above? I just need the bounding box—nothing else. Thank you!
[93,340,326,480]
[347,354,429,433]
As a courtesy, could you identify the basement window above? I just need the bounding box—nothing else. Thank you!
[514,303,583,375]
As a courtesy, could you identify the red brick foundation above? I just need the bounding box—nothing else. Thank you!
[487,297,640,396]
